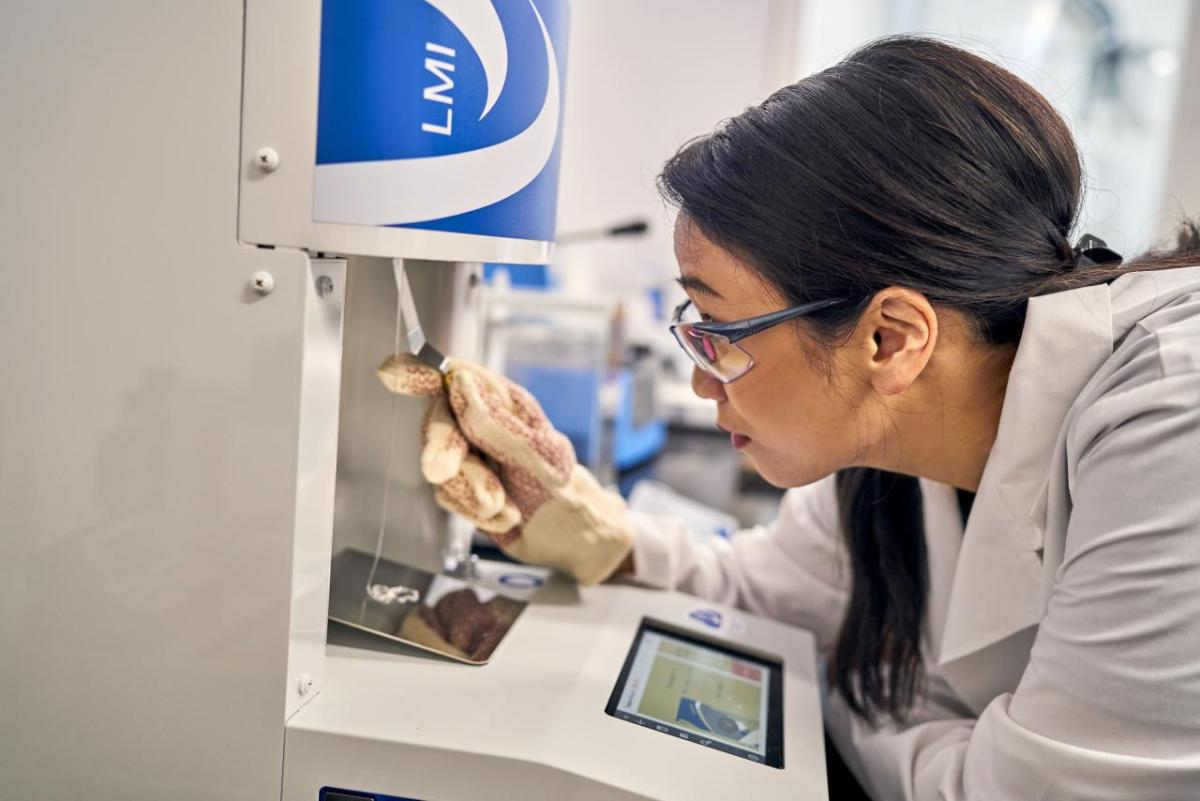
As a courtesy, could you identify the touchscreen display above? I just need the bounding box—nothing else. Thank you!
[605,619,784,767]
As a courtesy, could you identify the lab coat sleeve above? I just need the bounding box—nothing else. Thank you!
[836,355,1200,800]
[627,474,850,653]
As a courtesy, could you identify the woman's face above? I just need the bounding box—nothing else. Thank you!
[674,220,873,488]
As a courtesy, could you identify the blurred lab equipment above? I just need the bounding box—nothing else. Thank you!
[627,480,739,543]
[481,286,614,470]
[480,271,669,482]
[482,212,667,481]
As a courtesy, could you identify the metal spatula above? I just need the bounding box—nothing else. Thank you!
[393,258,450,373]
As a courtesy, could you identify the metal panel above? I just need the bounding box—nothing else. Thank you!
[0,3,307,798]
[286,258,348,721]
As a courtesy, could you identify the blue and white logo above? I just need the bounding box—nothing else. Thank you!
[498,572,545,589]
[314,0,569,242]
[688,609,724,629]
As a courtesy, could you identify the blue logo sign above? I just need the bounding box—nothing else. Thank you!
[688,609,724,629]
[315,0,569,243]
[498,572,545,589]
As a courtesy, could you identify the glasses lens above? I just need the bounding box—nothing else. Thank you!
[674,324,753,381]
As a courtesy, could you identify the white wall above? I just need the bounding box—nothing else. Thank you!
[794,0,894,76]
[554,0,800,293]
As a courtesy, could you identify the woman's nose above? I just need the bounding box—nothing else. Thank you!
[691,365,727,402]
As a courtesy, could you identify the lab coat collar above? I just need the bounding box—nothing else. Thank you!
[935,267,1200,711]
[936,281,1114,705]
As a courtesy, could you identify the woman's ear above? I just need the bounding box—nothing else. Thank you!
[852,288,938,396]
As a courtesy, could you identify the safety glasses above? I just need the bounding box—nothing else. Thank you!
[669,296,856,383]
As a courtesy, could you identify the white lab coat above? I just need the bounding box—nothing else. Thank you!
[630,266,1200,800]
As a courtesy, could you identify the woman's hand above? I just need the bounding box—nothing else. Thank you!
[378,354,634,586]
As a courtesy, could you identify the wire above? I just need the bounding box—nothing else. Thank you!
[363,260,421,606]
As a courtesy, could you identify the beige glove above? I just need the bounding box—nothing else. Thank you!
[378,354,634,586]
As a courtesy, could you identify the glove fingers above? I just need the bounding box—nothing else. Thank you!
[377,354,445,398]
[505,379,556,431]
[446,366,529,442]
[421,395,468,484]
[501,380,581,479]
[432,453,515,528]
[449,368,575,486]
[475,501,522,538]
[447,369,532,459]
[497,461,554,516]
[434,485,521,537]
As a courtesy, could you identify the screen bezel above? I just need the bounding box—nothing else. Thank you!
[604,617,785,768]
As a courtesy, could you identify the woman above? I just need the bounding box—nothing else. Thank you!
[380,36,1200,800]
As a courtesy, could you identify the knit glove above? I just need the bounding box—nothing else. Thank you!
[378,354,634,586]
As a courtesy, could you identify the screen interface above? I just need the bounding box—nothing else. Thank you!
[605,619,784,767]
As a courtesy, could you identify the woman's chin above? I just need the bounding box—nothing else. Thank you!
[748,452,831,489]
[745,458,799,489]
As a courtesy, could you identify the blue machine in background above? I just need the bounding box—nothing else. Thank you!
[610,358,668,471]
[483,262,552,288]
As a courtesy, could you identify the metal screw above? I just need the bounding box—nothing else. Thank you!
[315,274,334,298]
[254,147,280,172]
[297,673,314,697]
[251,271,275,295]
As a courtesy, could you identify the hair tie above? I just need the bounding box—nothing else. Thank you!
[1070,233,1123,270]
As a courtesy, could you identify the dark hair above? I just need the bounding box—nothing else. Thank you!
[658,35,1200,725]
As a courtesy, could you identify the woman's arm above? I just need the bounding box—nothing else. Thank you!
[623,474,851,654]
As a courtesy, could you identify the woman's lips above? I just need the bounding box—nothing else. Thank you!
[717,423,752,451]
